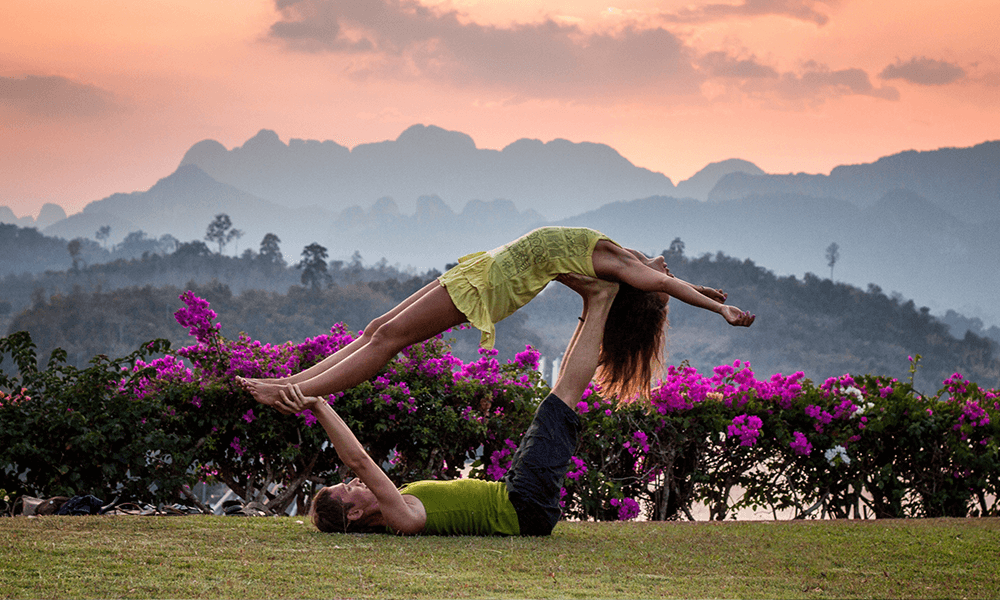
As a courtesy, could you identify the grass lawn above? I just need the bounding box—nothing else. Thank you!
[1,516,998,598]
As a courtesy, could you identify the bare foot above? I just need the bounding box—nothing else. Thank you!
[236,376,286,391]
[245,380,287,409]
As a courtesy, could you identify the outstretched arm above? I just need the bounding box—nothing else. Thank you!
[594,241,754,327]
[274,385,426,534]
[551,274,618,405]
[623,246,727,303]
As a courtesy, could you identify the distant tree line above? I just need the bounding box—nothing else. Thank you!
[0,215,441,327]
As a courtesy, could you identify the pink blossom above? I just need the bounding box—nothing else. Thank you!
[610,497,641,520]
[512,346,540,371]
[727,414,763,447]
[566,456,588,480]
[790,431,812,456]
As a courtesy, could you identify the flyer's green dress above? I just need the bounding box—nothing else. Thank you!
[438,227,618,349]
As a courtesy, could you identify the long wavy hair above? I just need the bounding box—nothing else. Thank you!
[595,283,669,401]
[309,487,381,534]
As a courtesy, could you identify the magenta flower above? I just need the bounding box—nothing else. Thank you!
[610,497,641,520]
[727,414,763,447]
[486,438,519,480]
[960,399,989,427]
[806,404,834,426]
[299,409,318,427]
[626,431,651,457]
[790,431,812,456]
[566,456,588,480]
[174,291,221,344]
[945,372,970,395]
[512,345,540,371]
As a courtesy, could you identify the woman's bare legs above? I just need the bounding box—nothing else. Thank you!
[239,281,442,388]
[244,282,467,407]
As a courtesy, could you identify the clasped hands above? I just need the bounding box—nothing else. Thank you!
[272,383,321,415]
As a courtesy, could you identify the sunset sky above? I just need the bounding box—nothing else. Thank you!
[3,0,998,218]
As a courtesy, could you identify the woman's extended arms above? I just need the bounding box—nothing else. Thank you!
[594,241,755,327]
[622,246,727,303]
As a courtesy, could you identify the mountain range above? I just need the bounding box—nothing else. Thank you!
[3,125,998,326]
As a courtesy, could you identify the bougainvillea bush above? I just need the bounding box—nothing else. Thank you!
[560,358,999,521]
[0,291,541,514]
[2,291,998,520]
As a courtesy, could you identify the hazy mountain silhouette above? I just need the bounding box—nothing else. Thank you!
[42,164,546,269]
[0,203,66,229]
[179,124,677,219]
[674,159,764,200]
[44,165,328,258]
[709,141,1000,224]
[554,184,998,326]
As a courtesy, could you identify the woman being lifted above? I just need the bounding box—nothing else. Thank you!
[241,226,755,405]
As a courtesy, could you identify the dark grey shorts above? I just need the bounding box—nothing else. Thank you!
[504,393,581,536]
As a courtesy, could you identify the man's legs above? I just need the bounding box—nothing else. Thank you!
[504,277,618,535]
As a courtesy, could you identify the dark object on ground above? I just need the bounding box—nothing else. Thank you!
[223,499,270,516]
[56,495,106,515]
[35,496,70,515]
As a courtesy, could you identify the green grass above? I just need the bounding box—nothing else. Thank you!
[2,516,998,599]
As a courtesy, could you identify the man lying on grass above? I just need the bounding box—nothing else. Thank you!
[267,274,619,536]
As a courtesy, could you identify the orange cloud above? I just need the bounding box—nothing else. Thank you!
[879,57,967,86]
[0,75,122,118]
[269,0,702,98]
[698,52,780,79]
[772,63,899,103]
[657,0,837,26]
[266,0,904,105]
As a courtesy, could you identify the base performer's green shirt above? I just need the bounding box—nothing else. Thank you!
[396,479,520,536]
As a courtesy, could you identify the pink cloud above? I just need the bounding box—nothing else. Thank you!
[0,75,121,118]
[879,57,967,86]
[658,0,837,26]
[699,52,780,79]
[266,0,896,106]
[267,0,702,98]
